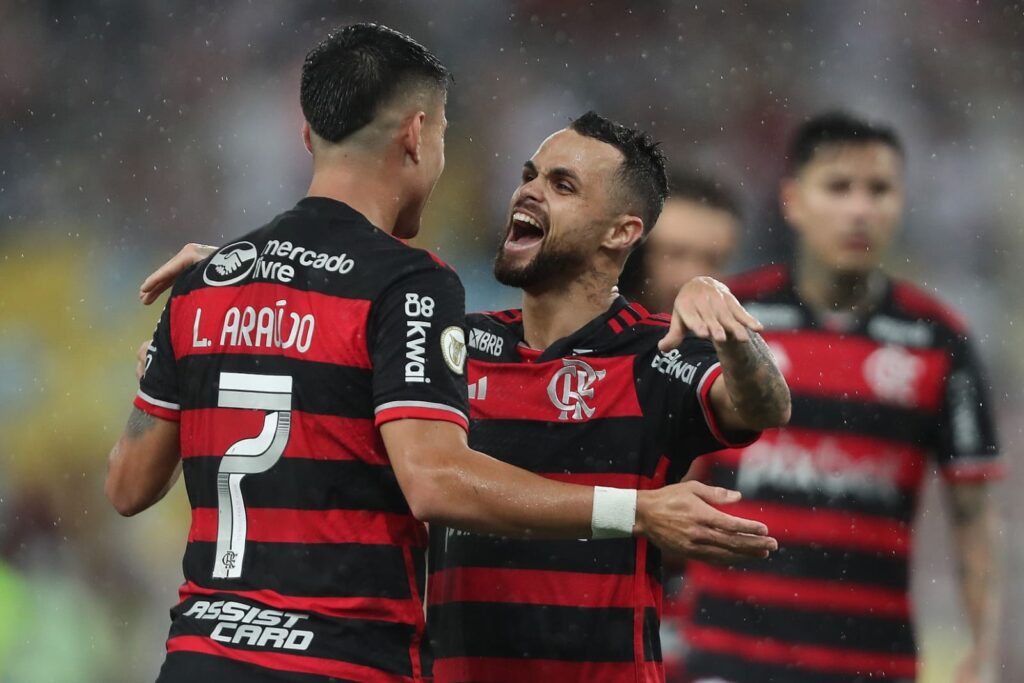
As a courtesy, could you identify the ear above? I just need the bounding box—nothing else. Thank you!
[400,112,427,164]
[780,176,802,228]
[602,215,645,253]
[301,121,313,155]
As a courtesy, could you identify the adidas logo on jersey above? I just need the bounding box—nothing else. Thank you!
[469,376,488,400]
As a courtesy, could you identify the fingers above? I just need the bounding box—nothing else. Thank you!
[697,527,778,555]
[688,481,742,506]
[139,243,216,305]
[699,292,753,342]
[667,283,757,345]
[702,507,770,537]
[727,296,764,332]
[657,309,687,352]
[685,544,772,565]
[692,293,726,342]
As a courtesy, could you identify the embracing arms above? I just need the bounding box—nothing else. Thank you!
[658,275,791,432]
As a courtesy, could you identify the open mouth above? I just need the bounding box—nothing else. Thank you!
[505,211,546,251]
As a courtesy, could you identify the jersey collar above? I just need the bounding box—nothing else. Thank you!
[528,296,635,363]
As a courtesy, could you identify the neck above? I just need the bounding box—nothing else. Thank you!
[306,154,403,234]
[795,248,883,314]
[520,267,619,350]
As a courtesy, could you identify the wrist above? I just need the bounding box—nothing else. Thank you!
[632,490,652,537]
[591,486,638,539]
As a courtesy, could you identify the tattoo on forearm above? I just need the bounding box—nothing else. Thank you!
[125,407,158,438]
[716,332,791,427]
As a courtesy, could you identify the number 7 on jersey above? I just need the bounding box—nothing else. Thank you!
[213,372,293,579]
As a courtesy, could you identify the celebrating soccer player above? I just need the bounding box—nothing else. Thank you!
[140,110,792,681]
[679,112,1004,683]
[107,24,784,683]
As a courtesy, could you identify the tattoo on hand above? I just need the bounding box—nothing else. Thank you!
[125,407,158,438]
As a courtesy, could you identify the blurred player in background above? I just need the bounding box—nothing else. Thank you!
[106,24,760,683]
[679,112,1004,683]
[618,170,745,682]
[138,111,793,681]
[619,171,742,313]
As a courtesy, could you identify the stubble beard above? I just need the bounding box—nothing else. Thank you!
[493,241,587,291]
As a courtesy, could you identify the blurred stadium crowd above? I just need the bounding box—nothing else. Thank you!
[0,1,1021,681]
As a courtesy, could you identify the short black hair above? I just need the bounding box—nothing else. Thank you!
[787,110,904,175]
[300,23,450,144]
[569,111,668,234]
[668,170,742,221]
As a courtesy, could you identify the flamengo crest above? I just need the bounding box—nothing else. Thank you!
[547,358,606,421]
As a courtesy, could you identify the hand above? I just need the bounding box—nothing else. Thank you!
[139,243,217,304]
[135,339,152,380]
[635,480,778,564]
[658,276,763,351]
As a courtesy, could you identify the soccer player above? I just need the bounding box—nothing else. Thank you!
[619,171,742,313]
[108,25,779,683]
[680,112,1004,683]
[135,111,792,681]
[426,112,791,682]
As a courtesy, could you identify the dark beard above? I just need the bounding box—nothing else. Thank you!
[493,241,586,290]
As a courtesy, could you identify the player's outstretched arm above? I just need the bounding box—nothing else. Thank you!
[658,276,791,431]
[106,407,181,516]
[947,481,1003,683]
[382,419,777,561]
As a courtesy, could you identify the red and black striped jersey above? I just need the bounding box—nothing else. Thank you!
[426,297,758,683]
[677,265,1003,683]
[134,197,470,683]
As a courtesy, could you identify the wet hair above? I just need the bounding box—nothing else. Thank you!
[668,170,742,221]
[300,23,451,144]
[569,111,668,234]
[787,110,904,174]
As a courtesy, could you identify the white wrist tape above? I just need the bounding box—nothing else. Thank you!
[591,486,638,539]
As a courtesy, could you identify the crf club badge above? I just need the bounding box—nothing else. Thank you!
[203,241,258,286]
[548,358,606,421]
[863,345,924,407]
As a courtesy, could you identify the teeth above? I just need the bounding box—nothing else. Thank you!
[512,212,542,230]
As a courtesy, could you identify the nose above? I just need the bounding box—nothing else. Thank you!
[846,187,875,222]
[517,175,545,205]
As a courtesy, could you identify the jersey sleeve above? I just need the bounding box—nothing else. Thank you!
[647,336,760,462]
[934,333,1003,482]
[134,295,181,421]
[369,265,470,432]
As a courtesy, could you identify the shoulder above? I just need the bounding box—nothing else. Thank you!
[888,278,969,336]
[725,264,790,302]
[607,301,675,353]
[371,242,464,299]
[471,309,523,327]
[465,310,522,362]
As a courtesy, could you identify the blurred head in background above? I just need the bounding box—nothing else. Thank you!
[781,111,905,277]
[300,23,451,238]
[494,111,668,294]
[619,171,742,313]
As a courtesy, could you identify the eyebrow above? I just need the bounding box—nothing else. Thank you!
[522,160,582,184]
